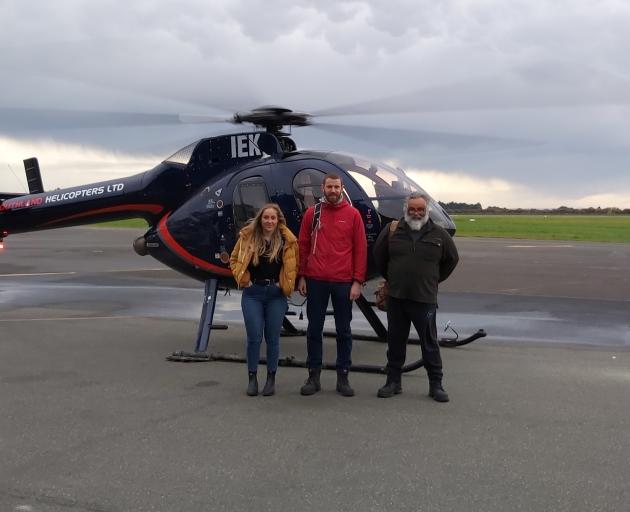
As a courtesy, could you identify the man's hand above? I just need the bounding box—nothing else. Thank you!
[298,277,307,296]
[349,281,362,301]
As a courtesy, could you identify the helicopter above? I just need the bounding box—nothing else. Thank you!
[0,105,486,367]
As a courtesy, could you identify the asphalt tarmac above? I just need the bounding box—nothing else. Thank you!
[1,228,629,512]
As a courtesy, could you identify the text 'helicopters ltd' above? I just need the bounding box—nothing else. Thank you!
[0,105,486,368]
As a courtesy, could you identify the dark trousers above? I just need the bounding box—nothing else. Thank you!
[306,278,353,370]
[386,296,443,382]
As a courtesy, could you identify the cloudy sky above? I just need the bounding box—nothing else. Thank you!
[2,0,630,208]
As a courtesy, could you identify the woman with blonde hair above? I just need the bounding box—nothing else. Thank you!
[230,203,299,396]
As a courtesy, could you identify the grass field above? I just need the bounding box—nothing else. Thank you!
[451,215,630,243]
[95,219,148,229]
[93,215,630,243]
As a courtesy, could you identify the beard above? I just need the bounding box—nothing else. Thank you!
[404,211,430,231]
[324,192,342,204]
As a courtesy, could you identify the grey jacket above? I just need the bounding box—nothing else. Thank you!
[373,218,459,304]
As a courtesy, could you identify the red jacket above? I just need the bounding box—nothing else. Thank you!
[298,199,367,283]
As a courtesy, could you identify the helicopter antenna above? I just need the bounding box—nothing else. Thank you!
[6,164,28,193]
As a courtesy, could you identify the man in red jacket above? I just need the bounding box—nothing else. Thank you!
[298,174,367,397]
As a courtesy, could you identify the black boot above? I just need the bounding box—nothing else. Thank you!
[336,368,355,397]
[429,381,449,402]
[262,371,276,396]
[246,371,258,396]
[377,372,402,398]
[300,369,321,396]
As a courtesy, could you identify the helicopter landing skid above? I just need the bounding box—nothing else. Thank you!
[167,288,487,364]
[167,351,211,362]
[281,293,487,348]
[168,278,228,363]
[206,353,425,374]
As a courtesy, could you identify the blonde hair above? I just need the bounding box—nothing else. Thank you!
[246,203,287,265]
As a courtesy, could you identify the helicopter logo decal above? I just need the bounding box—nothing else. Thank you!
[230,134,262,158]
[44,183,125,204]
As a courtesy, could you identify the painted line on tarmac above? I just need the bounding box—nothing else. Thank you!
[0,315,136,322]
[507,244,574,248]
[100,268,169,273]
[448,290,630,302]
[0,272,77,277]
[0,268,168,277]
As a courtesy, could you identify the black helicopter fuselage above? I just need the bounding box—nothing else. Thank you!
[0,131,456,285]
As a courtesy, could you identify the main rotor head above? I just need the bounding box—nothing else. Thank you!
[232,106,312,133]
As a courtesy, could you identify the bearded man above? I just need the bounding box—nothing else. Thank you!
[297,174,367,397]
[373,192,459,402]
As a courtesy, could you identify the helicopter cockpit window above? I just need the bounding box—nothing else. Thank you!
[345,160,420,219]
[292,168,351,212]
[233,176,270,229]
[165,141,200,165]
[292,169,325,212]
[329,153,453,229]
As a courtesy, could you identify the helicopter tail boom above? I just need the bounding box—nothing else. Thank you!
[0,173,166,237]
[0,192,22,201]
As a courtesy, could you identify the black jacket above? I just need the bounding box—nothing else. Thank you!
[373,218,459,304]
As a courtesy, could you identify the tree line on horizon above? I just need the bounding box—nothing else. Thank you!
[439,202,630,215]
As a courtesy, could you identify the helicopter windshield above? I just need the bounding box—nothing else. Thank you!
[327,153,454,230]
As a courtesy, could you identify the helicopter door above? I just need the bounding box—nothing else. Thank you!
[232,175,270,231]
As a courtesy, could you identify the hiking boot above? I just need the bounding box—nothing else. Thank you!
[246,371,258,396]
[377,375,402,398]
[300,369,321,396]
[262,371,276,396]
[336,368,355,397]
[429,381,450,402]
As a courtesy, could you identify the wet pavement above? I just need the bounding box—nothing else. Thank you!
[0,228,629,511]
[1,228,628,348]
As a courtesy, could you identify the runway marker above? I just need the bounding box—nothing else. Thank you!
[0,271,77,277]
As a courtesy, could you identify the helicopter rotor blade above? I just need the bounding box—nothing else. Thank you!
[310,122,539,151]
[311,73,630,118]
[0,107,230,131]
[3,33,266,116]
